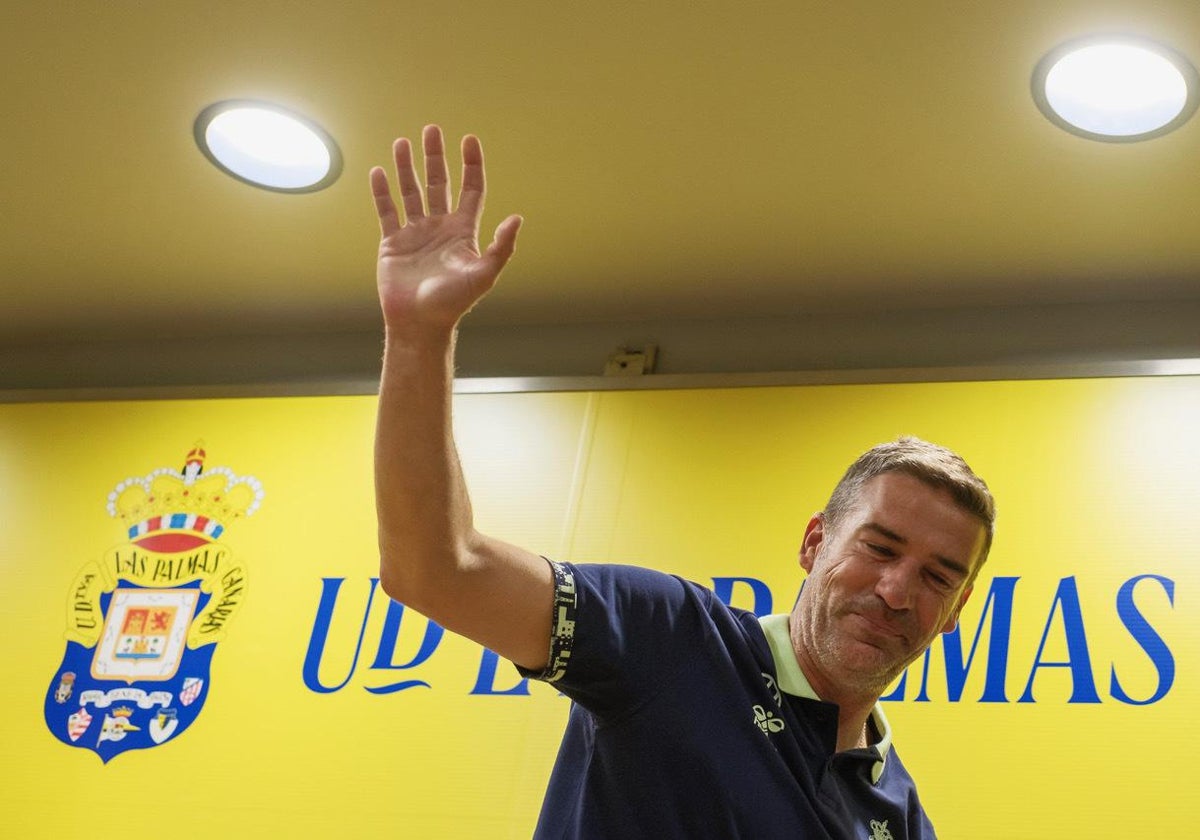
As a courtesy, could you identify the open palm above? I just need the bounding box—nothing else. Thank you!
[370,126,521,334]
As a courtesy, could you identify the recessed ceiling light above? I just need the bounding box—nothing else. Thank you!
[194,100,342,192]
[1032,37,1199,142]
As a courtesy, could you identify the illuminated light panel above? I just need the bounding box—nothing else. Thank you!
[1032,38,1199,142]
[194,101,342,192]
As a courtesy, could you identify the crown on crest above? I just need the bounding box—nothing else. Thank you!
[107,443,264,553]
[112,707,134,719]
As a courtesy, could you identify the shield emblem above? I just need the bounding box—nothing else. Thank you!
[67,707,92,742]
[149,708,179,744]
[44,446,261,763]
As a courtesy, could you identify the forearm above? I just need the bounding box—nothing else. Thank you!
[368,126,550,667]
[374,325,478,603]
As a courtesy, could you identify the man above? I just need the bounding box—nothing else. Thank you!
[370,126,996,839]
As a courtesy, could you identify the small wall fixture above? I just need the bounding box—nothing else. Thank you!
[1032,36,1200,142]
[194,100,343,192]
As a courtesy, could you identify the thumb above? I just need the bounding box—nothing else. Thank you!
[483,214,523,268]
[466,215,523,301]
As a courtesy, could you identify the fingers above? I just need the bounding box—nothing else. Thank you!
[369,166,401,237]
[392,137,425,221]
[458,135,486,223]
[482,214,523,268]
[377,126,493,229]
[423,126,452,215]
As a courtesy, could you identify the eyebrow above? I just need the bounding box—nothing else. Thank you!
[860,522,971,579]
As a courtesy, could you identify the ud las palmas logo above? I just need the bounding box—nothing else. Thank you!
[44,445,263,762]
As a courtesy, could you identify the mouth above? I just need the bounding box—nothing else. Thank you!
[848,611,906,645]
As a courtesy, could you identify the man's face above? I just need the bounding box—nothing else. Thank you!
[794,471,986,697]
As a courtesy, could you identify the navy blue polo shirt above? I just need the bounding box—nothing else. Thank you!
[520,561,936,840]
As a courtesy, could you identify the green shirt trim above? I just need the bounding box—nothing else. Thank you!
[758,613,893,784]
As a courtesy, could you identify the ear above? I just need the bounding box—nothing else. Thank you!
[940,583,974,634]
[799,513,826,573]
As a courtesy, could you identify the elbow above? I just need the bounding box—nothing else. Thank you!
[376,558,457,630]
[377,540,474,615]
[377,547,422,606]
[377,563,407,605]
[376,527,423,603]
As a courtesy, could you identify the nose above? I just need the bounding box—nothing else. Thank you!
[874,560,916,612]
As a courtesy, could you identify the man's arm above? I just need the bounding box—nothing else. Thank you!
[370,125,553,672]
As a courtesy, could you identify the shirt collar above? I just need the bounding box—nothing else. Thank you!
[758,613,893,784]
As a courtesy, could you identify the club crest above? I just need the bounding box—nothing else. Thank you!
[43,444,263,762]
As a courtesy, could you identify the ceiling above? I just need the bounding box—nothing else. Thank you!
[2,2,1200,383]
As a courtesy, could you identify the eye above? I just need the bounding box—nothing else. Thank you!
[866,542,896,558]
[925,570,953,590]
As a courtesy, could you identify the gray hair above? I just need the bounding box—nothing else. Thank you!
[823,436,996,570]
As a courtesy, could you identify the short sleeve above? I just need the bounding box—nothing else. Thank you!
[518,559,717,718]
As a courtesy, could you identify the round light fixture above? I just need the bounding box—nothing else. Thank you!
[1032,36,1199,142]
[194,100,342,192]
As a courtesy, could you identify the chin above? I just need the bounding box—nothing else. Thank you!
[832,645,901,689]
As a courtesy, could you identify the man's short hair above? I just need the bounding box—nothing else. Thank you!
[823,436,996,570]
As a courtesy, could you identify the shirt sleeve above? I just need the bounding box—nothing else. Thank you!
[518,558,716,718]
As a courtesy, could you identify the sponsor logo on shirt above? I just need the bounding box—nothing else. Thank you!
[867,818,894,840]
[754,674,786,734]
[752,704,785,735]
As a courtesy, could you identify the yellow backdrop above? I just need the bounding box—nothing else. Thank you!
[1,376,1196,838]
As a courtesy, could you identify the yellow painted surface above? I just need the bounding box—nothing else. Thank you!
[1,378,1196,837]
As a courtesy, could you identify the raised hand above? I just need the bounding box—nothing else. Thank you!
[369,125,522,337]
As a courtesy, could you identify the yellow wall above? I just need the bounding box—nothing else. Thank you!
[2,377,1196,837]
